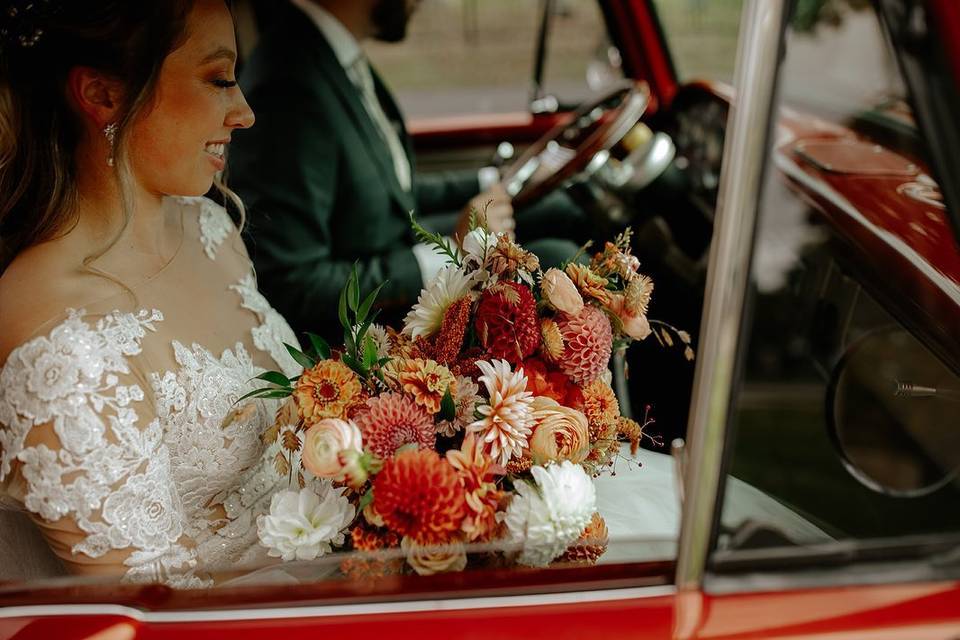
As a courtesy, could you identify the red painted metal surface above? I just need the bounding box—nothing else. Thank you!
[929,0,960,88]
[3,580,960,639]
[697,581,960,639]
[775,110,960,366]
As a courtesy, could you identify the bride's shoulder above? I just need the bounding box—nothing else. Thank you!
[0,248,123,366]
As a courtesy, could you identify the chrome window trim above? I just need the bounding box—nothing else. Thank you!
[0,585,675,622]
[676,0,789,592]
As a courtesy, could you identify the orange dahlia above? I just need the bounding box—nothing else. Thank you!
[556,305,613,385]
[581,379,620,442]
[446,434,505,542]
[565,263,611,305]
[384,358,457,415]
[354,392,435,459]
[294,359,363,425]
[540,318,564,362]
[474,282,540,364]
[351,520,402,552]
[373,448,467,545]
[523,357,581,408]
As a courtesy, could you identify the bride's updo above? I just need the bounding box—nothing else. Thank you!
[0,1,195,269]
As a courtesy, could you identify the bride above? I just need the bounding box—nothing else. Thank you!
[0,0,300,586]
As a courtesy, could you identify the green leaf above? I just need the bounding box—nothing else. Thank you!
[285,343,317,370]
[236,387,292,403]
[343,326,356,357]
[439,387,456,422]
[341,352,366,378]
[358,487,374,512]
[338,285,349,330]
[362,335,378,369]
[347,263,360,312]
[304,332,331,360]
[409,211,462,267]
[356,281,386,325]
[255,371,294,388]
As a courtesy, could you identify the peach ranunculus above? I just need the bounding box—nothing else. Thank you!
[301,418,366,488]
[607,293,652,341]
[294,359,363,425]
[528,396,590,464]
[540,268,584,315]
[400,536,468,576]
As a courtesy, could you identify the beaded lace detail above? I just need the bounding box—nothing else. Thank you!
[0,197,301,586]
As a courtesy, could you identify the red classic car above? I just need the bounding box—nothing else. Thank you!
[1,0,959,637]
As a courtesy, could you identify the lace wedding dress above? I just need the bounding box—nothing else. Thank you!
[0,196,302,588]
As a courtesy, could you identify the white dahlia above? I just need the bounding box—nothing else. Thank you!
[403,266,478,340]
[466,359,534,465]
[256,484,355,562]
[504,461,596,567]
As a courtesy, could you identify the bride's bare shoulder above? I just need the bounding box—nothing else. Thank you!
[0,242,116,364]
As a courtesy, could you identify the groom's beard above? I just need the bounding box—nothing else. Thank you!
[371,0,411,43]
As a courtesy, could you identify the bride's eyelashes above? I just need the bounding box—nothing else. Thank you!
[211,77,238,89]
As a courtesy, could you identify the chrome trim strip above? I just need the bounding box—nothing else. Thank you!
[0,585,675,623]
[676,0,788,592]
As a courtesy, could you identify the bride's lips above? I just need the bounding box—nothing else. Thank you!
[205,139,229,170]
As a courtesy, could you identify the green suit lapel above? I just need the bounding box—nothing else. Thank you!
[308,32,417,215]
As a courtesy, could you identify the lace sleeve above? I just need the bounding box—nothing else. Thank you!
[0,309,209,587]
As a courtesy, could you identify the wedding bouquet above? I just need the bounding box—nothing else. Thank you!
[242,215,692,577]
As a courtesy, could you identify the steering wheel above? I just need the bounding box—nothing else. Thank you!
[501,81,651,209]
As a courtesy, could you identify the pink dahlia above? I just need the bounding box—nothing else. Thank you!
[354,392,436,460]
[556,306,613,385]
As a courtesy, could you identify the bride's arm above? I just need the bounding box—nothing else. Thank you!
[0,309,208,587]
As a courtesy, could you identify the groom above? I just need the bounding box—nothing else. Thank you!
[230,0,582,336]
[230,0,516,336]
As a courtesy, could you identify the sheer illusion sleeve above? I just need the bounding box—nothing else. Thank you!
[0,309,209,587]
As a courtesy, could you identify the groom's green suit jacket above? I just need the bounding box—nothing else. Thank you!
[230,4,479,337]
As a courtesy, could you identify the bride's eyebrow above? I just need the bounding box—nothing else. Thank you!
[199,46,237,65]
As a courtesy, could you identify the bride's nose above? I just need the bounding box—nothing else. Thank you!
[226,89,255,129]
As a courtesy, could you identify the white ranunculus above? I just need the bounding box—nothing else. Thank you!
[504,460,596,567]
[402,266,478,340]
[256,484,355,562]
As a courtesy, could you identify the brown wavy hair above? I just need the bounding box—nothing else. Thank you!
[0,1,241,272]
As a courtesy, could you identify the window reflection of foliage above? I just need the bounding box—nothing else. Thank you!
[792,0,871,33]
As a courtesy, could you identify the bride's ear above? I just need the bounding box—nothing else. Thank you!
[66,66,125,130]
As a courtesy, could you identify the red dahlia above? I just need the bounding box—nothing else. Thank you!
[474,282,540,365]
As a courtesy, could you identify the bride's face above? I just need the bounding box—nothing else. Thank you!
[128,0,254,197]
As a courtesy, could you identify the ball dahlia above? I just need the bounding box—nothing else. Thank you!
[354,392,435,460]
[474,282,541,364]
[556,305,613,385]
[373,448,467,545]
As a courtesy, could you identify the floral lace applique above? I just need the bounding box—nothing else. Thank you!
[230,274,302,378]
[0,309,205,585]
[177,196,234,261]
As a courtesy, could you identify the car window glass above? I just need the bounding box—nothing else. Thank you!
[649,0,743,83]
[365,0,621,118]
[715,4,960,560]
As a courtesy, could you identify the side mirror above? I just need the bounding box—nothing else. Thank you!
[826,326,960,496]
